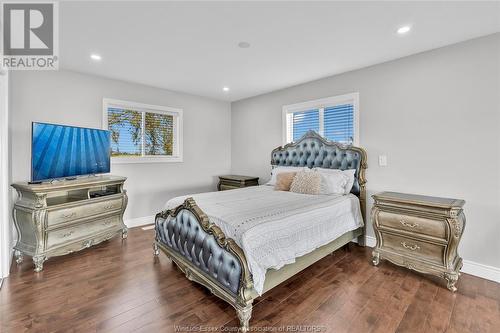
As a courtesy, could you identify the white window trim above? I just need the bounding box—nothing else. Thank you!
[102,98,183,164]
[282,92,360,146]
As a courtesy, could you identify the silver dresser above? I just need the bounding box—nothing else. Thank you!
[11,175,128,272]
[371,192,465,292]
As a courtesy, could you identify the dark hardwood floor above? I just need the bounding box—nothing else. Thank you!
[1,228,499,333]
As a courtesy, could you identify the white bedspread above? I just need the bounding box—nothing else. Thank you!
[165,185,363,295]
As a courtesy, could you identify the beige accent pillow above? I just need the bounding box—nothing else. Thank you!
[290,170,321,195]
[274,172,297,191]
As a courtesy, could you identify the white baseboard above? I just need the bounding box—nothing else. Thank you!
[124,215,155,228]
[362,235,500,283]
[462,260,500,283]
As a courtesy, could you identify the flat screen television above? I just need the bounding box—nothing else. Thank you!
[31,122,111,182]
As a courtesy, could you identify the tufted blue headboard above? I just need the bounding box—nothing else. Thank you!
[271,130,367,204]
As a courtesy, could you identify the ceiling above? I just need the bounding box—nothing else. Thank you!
[60,1,500,102]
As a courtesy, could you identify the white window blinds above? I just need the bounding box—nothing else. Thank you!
[284,93,358,145]
[324,104,354,143]
[107,108,143,156]
[292,109,320,142]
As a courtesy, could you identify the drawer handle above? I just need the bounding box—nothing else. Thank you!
[103,205,114,210]
[62,212,77,219]
[62,230,74,238]
[102,220,113,226]
[401,242,420,251]
[400,219,419,228]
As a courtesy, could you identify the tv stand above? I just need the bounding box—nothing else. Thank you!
[11,175,128,272]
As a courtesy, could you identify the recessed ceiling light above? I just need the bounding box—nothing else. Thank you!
[223,86,230,92]
[90,53,102,61]
[397,26,411,35]
[238,41,250,49]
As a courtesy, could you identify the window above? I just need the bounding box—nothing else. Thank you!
[283,93,359,145]
[103,99,183,163]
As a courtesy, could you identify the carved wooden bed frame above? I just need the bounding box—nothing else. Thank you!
[153,131,368,331]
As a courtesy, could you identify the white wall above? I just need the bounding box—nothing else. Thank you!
[0,70,10,279]
[10,70,231,222]
[231,34,500,270]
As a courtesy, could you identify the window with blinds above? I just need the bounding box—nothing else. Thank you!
[292,109,320,141]
[283,93,358,145]
[324,104,354,143]
[103,99,183,163]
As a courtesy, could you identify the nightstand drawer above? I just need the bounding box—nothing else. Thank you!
[219,184,240,191]
[381,232,445,265]
[377,211,446,239]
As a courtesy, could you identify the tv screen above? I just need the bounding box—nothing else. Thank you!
[31,122,111,182]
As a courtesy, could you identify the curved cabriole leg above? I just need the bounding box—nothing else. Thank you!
[14,250,23,264]
[372,251,380,266]
[153,243,160,256]
[122,227,128,239]
[33,255,46,273]
[236,304,252,333]
[444,273,459,292]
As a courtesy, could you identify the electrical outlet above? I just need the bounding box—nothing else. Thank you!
[378,155,387,167]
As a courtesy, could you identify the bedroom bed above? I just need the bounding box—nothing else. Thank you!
[153,130,367,331]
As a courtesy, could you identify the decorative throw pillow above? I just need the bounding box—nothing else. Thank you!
[290,170,321,195]
[266,166,304,186]
[274,172,297,191]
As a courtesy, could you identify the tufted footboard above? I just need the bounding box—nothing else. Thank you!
[154,198,255,331]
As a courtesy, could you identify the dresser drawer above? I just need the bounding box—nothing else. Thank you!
[47,216,121,249]
[47,198,123,227]
[376,211,446,239]
[380,232,445,265]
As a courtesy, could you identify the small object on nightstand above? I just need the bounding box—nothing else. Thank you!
[371,191,465,292]
[218,175,259,191]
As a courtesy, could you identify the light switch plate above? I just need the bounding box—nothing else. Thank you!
[378,155,387,167]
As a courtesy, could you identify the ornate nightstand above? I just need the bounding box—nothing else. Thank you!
[371,192,465,292]
[217,175,259,191]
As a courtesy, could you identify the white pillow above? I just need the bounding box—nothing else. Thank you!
[267,166,305,186]
[315,168,356,195]
[318,172,348,195]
